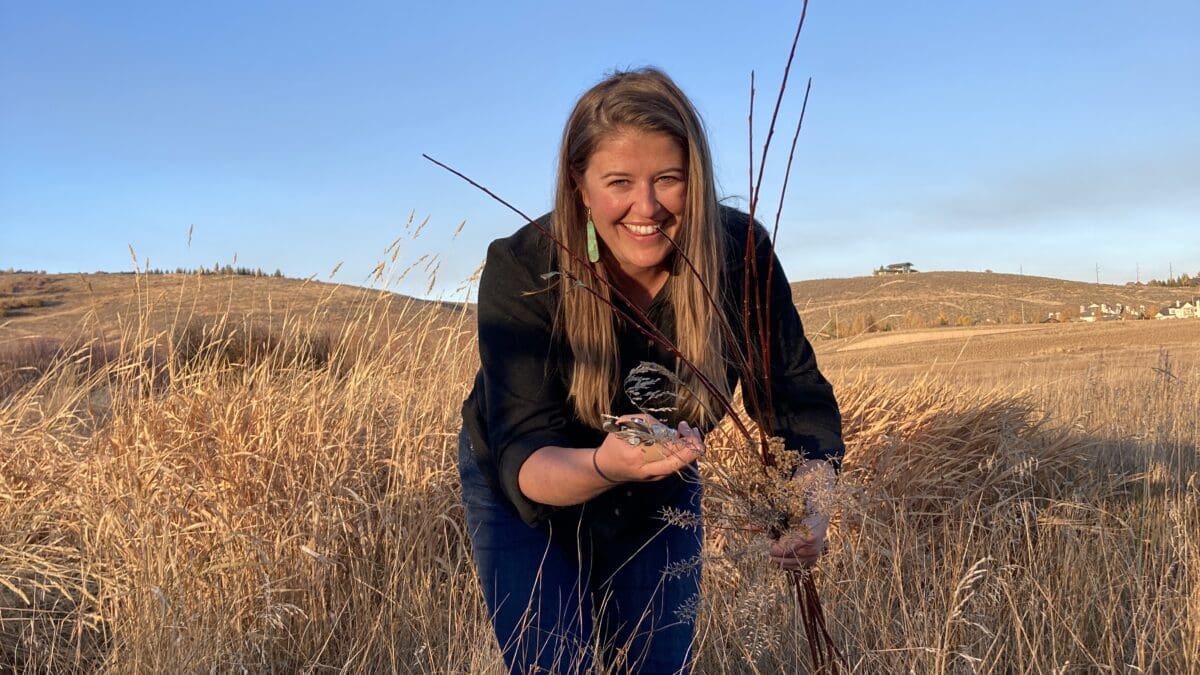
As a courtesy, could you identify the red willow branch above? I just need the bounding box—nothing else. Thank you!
[742,69,765,459]
[761,77,812,407]
[751,1,809,217]
[744,0,809,465]
[796,572,844,672]
[739,3,847,671]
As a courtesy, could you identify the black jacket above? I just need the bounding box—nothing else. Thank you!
[461,206,843,539]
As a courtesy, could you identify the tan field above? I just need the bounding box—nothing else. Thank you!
[1,271,1197,672]
[817,319,1200,380]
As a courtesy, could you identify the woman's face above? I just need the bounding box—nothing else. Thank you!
[577,128,687,285]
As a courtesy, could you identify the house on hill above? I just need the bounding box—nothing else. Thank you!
[1156,299,1199,319]
[1079,302,1125,322]
[873,262,918,276]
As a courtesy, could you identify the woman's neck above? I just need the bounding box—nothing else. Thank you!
[608,265,669,312]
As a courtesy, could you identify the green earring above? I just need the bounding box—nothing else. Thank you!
[586,209,600,263]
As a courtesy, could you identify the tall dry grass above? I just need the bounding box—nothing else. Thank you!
[1,273,1196,673]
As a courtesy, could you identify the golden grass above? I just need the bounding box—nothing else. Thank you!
[1,273,1196,673]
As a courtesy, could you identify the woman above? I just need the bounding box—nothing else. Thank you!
[458,68,843,674]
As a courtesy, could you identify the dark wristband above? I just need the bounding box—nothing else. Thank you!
[592,447,619,484]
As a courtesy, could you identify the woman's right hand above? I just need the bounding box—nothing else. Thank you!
[593,413,704,482]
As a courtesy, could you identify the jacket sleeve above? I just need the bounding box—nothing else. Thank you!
[740,226,845,467]
[476,236,571,525]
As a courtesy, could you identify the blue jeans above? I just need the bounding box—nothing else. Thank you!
[458,428,702,674]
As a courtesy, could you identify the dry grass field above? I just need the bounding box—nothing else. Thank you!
[1,271,1196,673]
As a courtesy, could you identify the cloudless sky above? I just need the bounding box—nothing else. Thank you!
[2,1,1198,300]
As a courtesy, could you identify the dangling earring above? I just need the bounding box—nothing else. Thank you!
[586,209,600,263]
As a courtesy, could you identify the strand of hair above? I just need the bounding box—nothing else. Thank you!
[656,226,766,415]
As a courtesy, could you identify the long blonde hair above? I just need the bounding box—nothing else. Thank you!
[551,67,730,428]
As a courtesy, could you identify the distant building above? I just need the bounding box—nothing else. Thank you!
[1079,302,1125,322]
[1156,299,1199,319]
[873,262,918,276]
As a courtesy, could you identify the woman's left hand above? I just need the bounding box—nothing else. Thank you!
[768,457,836,570]
[769,511,829,570]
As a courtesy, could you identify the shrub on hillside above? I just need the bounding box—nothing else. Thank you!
[0,297,53,317]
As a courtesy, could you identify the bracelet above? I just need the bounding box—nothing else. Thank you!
[592,447,619,484]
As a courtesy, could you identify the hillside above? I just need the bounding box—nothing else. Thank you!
[4,267,1195,338]
[6,268,1195,413]
[3,269,1196,350]
[0,271,468,343]
[790,271,1199,333]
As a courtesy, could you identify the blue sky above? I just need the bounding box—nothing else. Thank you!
[2,1,1197,299]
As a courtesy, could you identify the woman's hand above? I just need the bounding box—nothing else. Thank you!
[769,512,829,571]
[766,458,837,570]
[594,413,703,483]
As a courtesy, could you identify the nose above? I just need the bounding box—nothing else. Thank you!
[632,181,664,219]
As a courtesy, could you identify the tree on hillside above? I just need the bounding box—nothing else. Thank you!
[1149,273,1199,287]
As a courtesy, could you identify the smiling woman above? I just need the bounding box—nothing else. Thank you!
[577,128,687,307]
[457,67,844,674]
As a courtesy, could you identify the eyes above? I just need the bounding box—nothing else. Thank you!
[607,175,685,188]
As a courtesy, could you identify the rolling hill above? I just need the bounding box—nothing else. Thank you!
[3,270,1197,341]
[789,271,1198,333]
[0,271,466,343]
[2,267,1198,399]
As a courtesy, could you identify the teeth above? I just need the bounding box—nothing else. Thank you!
[623,223,658,235]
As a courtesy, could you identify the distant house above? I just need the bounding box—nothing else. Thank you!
[1157,299,1199,319]
[1079,302,1124,322]
[873,262,918,276]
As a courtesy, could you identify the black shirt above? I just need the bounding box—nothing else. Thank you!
[461,206,843,540]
